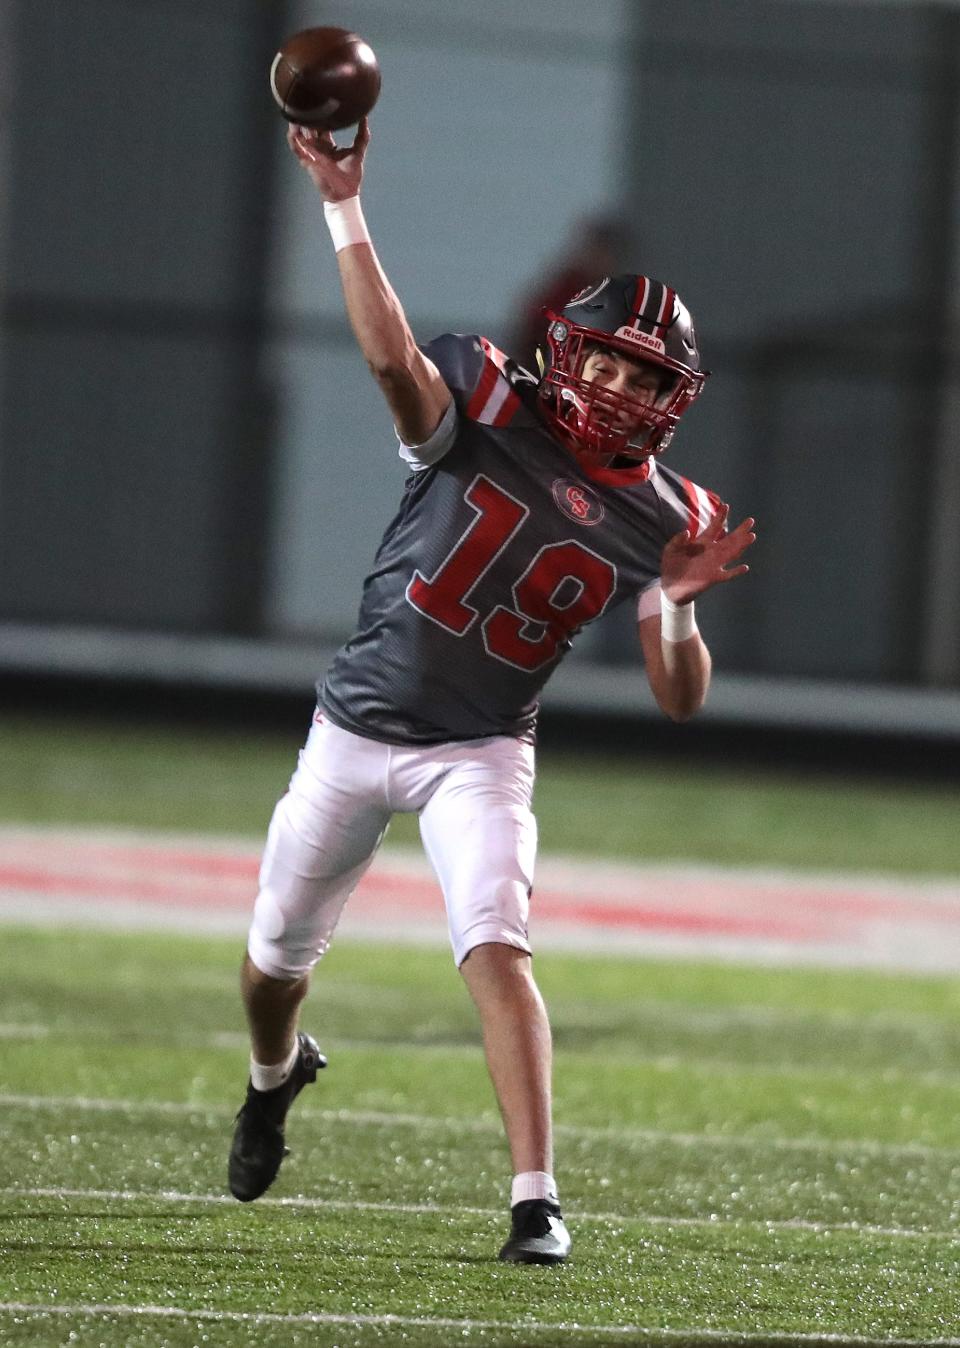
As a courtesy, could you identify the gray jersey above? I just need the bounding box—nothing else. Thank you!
[319,334,720,745]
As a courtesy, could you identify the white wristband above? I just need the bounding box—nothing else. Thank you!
[323,196,370,252]
[660,592,697,642]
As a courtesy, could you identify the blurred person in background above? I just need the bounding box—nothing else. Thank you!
[510,214,631,373]
[227,116,755,1266]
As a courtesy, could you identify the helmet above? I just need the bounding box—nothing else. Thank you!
[538,274,707,462]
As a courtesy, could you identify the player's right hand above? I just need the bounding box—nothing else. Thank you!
[288,118,370,202]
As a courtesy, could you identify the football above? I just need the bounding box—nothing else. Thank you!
[269,27,381,131]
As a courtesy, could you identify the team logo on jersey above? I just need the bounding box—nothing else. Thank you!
[552,478,604,526]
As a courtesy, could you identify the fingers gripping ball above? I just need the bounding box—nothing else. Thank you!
[270,27,381,131]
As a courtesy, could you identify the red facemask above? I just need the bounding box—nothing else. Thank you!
[539,320,706,463]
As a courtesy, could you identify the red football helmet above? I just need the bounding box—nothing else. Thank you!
[538,274,708,462]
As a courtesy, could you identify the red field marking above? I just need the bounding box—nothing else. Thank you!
[0,841,260,879]
[5,833,960,921]
[0,864,249,910]
[3,838,960,925]
[1,827,958,967]
[0,861,831,941]
[531,900,831,941]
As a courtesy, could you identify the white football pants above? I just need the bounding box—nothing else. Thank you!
[247,713,537,978]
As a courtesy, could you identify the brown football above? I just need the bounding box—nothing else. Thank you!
[269,27,381,131]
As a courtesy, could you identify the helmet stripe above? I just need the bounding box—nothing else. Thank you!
[631,275,651,323]
[644,280,665,326]
[632,277,675,330]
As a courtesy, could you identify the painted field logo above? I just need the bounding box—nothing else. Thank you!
[551,478,604,526]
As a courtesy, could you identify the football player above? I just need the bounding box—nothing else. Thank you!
[228,116,756,1266]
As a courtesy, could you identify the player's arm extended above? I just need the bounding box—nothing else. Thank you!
[287,120,452,446]
[638,505,756,722]
[638,615,712,722]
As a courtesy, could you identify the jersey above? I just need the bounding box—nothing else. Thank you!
[319,333,720,745]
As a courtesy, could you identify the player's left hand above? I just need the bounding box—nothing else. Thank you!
[660,504,756,605]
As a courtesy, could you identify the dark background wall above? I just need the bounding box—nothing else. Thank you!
[623,1,960,684]
[2,0,959,718]
[0,0,284,632]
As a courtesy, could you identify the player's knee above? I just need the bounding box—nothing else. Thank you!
[460,939,529,970]
[246,935,325,982]
[456,932,532,974]
[449,871,532,968]
[243,951,309,990]
[247,891,331,981]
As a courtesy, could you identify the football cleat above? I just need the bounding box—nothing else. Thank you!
[498,1199,572,1265]
[228,1031,325,1202]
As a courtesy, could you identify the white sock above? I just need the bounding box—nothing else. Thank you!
[250,1041,298,1092]
[511,1171,559,1207]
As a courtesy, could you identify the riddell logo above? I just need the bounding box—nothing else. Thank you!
[552,478,605,526]
[615,325,666,355]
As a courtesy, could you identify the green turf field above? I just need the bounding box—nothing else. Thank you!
[2,710,960,872]
[1,712,959,1344]
[1,929,958,1346]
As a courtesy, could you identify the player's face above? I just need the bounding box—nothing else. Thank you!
[582,347,662,401]
[581,347,667,434]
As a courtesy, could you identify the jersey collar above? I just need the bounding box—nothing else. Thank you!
[563,445,653,487]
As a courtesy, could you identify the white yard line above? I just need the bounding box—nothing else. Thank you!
[0,1301,956,1346]
[1,1092,957,1161]
[3,1184,957,1245]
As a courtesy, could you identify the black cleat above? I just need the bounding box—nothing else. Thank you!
[498,1199,572,1265]
[228,1031,325,1202]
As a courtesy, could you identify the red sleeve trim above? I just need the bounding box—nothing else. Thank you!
[677,475,721,536]
[465,339,522,427]
[465,358,499,421]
